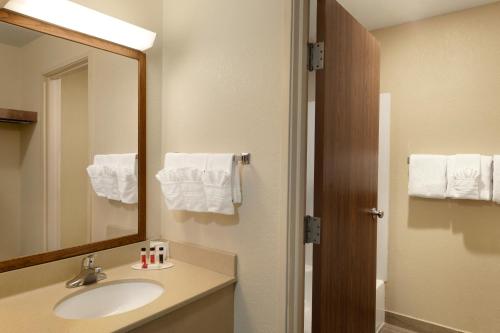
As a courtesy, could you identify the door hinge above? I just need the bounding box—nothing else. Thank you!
[304,215,321,244]
[307,42,324,72]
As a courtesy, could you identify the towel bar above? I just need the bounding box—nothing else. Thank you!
[166,152,250,165]
[235,153,251,165]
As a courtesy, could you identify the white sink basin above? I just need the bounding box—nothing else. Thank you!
[54,280,164,319]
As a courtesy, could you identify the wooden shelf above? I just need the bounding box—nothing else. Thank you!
[0,108,37,124]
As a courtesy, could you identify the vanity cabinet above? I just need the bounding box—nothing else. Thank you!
[128,285,234,333]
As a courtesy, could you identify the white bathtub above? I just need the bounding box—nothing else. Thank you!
[305,265,385,333]
[376,279,385,332]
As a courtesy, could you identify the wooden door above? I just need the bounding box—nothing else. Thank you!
[312,1,381,332]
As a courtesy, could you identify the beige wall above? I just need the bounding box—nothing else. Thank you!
[60,68,90,248]
[0,43,22,260]
[0,43,23,109]
[162,0,291,332]
[373,3,500,332]
[17,34,140,254]
[1,2,295,332]
[73,0,164,240]
[88,51,139,242]
[0,124,21,260]
[19,35,91,255]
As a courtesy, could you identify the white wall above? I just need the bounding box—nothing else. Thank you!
[162,0,292,331]
[377,93,390,282]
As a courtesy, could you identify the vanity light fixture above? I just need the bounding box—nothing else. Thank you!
[2,0,156,51]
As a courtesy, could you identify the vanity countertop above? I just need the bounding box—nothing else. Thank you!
[0,259,236,333]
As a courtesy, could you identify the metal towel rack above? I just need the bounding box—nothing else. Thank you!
[167,152,251,165]
[235,153,251,165]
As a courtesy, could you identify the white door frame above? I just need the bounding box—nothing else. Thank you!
[286,0,309,332]
[45,78,62,251]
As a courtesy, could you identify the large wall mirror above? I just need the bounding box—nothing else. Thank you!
[0,9,146,272]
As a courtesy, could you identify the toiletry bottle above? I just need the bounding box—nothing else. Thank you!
[159,247,165,264]
[150,247,156,264]
[141,247,148,269]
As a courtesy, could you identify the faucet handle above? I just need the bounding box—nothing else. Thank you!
[94,266,107,282]
[82,254,96,269]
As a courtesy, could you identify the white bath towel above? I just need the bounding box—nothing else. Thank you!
[156,153,241,215]
[204,154,239,215]
[87,153,137,203]
[492,156,500,203]
[86,164,108,198]
[114,154,138,204]
[479,156,493,201]
[87,155,120,201]
[156,153,208,212]
[446,154,481,200]
[408,154,447,199]
[232,157,242,204]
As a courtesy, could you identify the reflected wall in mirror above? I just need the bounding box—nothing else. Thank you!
[0,14,145,270]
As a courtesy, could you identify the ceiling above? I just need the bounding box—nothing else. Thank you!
[0,21,42,47]
[337,0,500,30]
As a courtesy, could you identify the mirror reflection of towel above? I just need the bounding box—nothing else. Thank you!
[86,153,138,204]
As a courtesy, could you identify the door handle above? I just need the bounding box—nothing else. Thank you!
[369,208,384,219]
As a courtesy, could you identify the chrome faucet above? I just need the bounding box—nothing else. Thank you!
[66,254,107,288]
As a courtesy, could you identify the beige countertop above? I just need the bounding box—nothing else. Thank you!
[0,259,236,333]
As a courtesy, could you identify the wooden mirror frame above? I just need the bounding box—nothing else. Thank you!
[0,9,147,272]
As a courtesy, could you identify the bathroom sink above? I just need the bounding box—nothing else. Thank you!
[54,280,164,319]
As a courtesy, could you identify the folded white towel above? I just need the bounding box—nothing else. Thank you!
[446,154,481,200]
[86,164,108,198]
[479,156,493,201]
[116,166,138,204]
[156,153,208,212]
[204,154,239,215]
[492,156,500,203]
[88,155,120,201]
[113,153,138,204]
[87,153,137,204]
[232,159,242,204]
[156,153,240,215]
[408,154,447,199]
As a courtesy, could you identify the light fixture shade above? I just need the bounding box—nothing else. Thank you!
[3,0,156,51]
